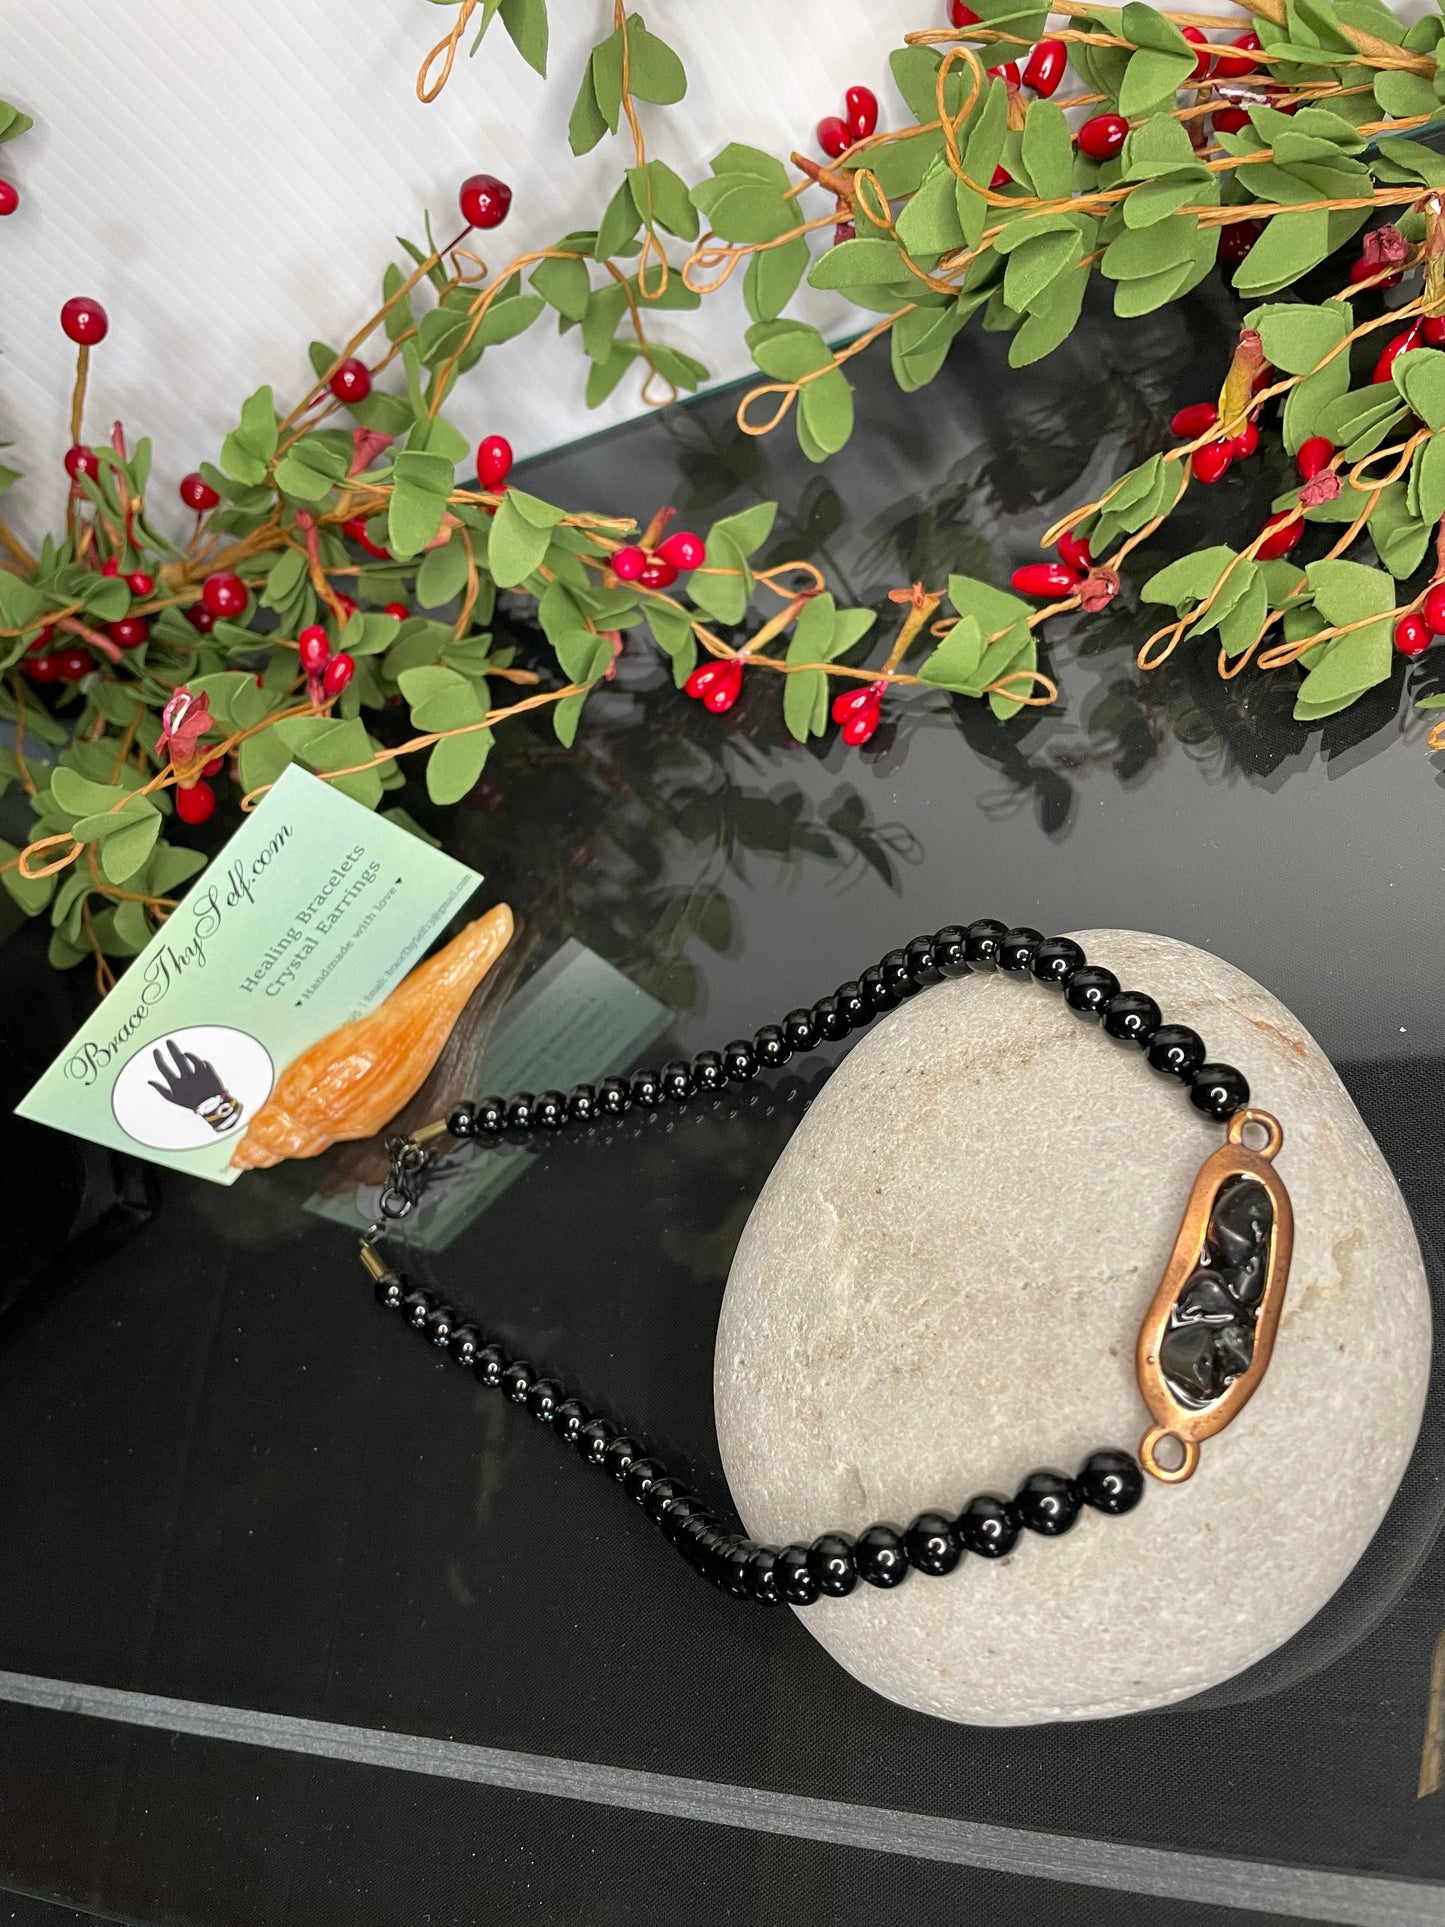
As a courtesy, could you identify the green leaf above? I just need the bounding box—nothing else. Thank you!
[1368,480,1430,579]
[1304,557,1396,626]
[957,81,1008,247]
[708,142,789,189]
[219,384,277,486]
[896,160,965,257]
[1230,210,1332,295]
[1375,68,1437,118]
[625,15,686,104]
[945,573,1034,638]
[499,0,548,73]
[49,768,133,820]
[95,810,161,884]
[799,369,854,457]
[746,318,835,381]
[415,535,472,608]
[809,237,908,291]
[532,251,591,320]
[595,176,641,259]
[1006,229,1079,311]
[688,531,752,624]
[893,302,964,390]
[1122,173,1210,228]
[1020,100,1074,201]
[691,175,792,244]
[707,501,776,559]
[273,716,384,807]
[629,159,698,240]
[426,728,494,805]
[1373,136,1445,188]
[1140,546,1239,609]
[568,58,609,155]
[261,548,308,610]
[1246,300,1351,374]
[743,236,810,323]
[552,689,590,748]
[918,614,989,694]
[1008,260,1089,365]
[1121,113,1202,178]
[507,487,567,530]
[0,838,54,915]
[1215,570,1270,657]
[388,477,448,560]
[1392,348,1445,430]
[783,667,829,742]
[1412,434,1445,530]
[487,493,551,586]
[1119,46,1197,117]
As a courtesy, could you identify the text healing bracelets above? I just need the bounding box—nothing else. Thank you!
[360,919,1293,1607]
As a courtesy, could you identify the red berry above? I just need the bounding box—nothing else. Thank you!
[1425,316,1445,346]
[1191,441,1233,484]
[128,571,155,597]
[1422,583,1445,635]
[476,434,514,488]
[1077,113,1128,162]
[1057,531,1093,573]
[64,444,99,482]
[341,516,391,559]
[179,471,220,512]
[1226,419,1260,460]
[1296,436,1335,480]
[108,617,149,648]
[845,86,878,140]
[949,0,980,20]
[685,658,744,713]
[1395,613,1430,656]
[1373,321,1422,385]
[25,654,63,683]
[1212,107,1250,135]
[101,557,120,578]
[298,625,331,673]
[1171,401,1219,438]
[328,358,371,405]
[0,181,18,217]
[459,173,513,230]
[335,593,359,619]
[202,755,226,777]
[841,709,881,747]
[1256,511,1303,560]
[1349,255,1402,289]
[655,530,706,571]
[185,603,216,634]
[639,556,679,589]
[385,602,409,619]
[1011,561,1082,597]
[175,780,216,826]
[28,626,54,653]
[831,680,885,745]
[1021,39,1067,97]
[987,61,1022,86]
[817,115,851,158]
[1218,219,1263,266]
[60,296,108,346]
[1214,30,1260,78]
[611,545,647,582]
[832,220,856,245]
[201,571,247,618]
[322,652,355,697]
[990,166,1012,189]
[56,647,91,682]
[1180,26,1213,81]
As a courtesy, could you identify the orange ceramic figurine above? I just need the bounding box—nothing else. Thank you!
[231,904,514,1169]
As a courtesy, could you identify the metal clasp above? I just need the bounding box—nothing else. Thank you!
[377,1134,432,1222]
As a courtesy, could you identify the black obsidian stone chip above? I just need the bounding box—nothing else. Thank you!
[1160,1319,1255,1403]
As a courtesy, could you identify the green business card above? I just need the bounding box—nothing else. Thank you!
[17,766,481,1183]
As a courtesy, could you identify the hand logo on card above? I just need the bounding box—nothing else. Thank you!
[110,1025,274,1152]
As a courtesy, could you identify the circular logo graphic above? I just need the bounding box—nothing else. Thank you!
[112,1026,274,1151]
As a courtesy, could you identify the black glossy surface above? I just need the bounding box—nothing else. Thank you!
[6,280,1445,1926]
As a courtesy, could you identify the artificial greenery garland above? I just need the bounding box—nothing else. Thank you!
[5,0,1445,992]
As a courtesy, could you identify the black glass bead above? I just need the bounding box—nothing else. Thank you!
[1190,1063,1250,1121]
[964,917,1008,966]
[423,1304,460,1347]
[957,1493,1018,1559]
[597,1077,631,1116]
[553,1397,589,1445]
[781,1008,819,1052]
[722,1039,758,1080]
[677,1512,724,1566]
[702,1530,740,1589]
[1031,935,1084,986]
[447,1325,484,1365]
[722,1540,756,1598]
[745,1547,783,1606]
[576,1418,618,1465]
[904,935,942,985]
[859,963,900,1013]
[661,1493,705,1544]
[775,1544,820,1606]
[807,1532,858,1597]
[400,1289,436,1331]
[879,949,921,998]
[904,1510,963,1576]
[504,1092,535,1131]
[447,1102,475,1138]
[472,1343,506,1388]
[604,1435,642,1481]
[473,1095,506,1135]
[533,1090,566,1130]
[1102,989,1161,1047]
[624,1457,666,1505]
[500,1359,536,1404]
[811,995,848,1042]
[997,926,1044,974]
[754,1025,792,1069]
[1147,1024,1206,1081]
[374,1270,407,1311]
[833,981,868,1031]
[644,1476,689,1524]
[692,1049,727,1091]
[1076,1449,1144,1516]
[1064,964,1120,1017]
[1014,1469,1081,1536]
[855,1523,910,1589]
[630,1068,662,1109]
[567,1083,597,1123]
[661,1061,694,1103]
[525,1377,564,1423]
[932,926,969,978]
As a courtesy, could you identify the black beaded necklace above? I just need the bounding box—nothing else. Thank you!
[361,919,1293,1609]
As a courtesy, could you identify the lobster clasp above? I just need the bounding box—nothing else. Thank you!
[377,1134,433,1222]
[1135,1109,1294,1483]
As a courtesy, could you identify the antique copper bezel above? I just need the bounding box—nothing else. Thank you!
[1135,1108,1294,1484]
